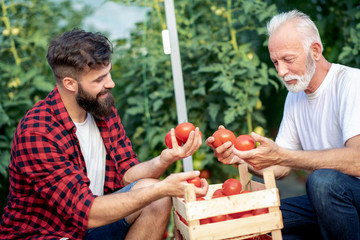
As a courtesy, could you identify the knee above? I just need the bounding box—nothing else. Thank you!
[306,169,344,201]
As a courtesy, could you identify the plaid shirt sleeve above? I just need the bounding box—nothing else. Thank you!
[3,128,95,239]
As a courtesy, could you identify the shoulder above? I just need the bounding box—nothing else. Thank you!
[15,96,70,143]
[331,64,360,83]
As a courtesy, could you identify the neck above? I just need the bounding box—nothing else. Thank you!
[57,84,87,123]
[305,57,331,94]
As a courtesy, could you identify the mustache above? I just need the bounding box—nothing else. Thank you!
[281,75,301,82]
[97,88,112,98]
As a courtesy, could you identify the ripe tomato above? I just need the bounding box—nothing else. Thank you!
[210,214,227,223]
[187,176,201,187]
[234,134,255,151]
[164,131,182,149]
[212,129,236,148]
[253,208,269,215]
[175,211,188,226]
[200,217,211,225]
[175,122,196,143]
[229,210,254,219]
[163,230,168,239]
[199,169,211,179]
[212,189,225,198]
[222,178,242,196]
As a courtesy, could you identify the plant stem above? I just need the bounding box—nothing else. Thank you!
[227,0,238,51]
[226,0,252,133]
[1,0,21,66]
[153,0,166,29]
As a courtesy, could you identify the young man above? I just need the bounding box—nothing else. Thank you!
[0,29,208,240]
[207,10,360,239]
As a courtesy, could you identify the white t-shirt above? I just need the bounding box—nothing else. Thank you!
[276,63,360,151]
[74,113,106,196]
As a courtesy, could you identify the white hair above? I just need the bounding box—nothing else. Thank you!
[267,10,323,52]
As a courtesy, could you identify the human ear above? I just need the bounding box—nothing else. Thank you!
[310,42,322,61]
[62,77,78,92]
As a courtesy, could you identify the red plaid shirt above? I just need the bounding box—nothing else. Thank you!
[0,86,139,239]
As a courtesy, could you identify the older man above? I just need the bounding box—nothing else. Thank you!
[207,10,360,239]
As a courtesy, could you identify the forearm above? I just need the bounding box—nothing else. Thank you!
[88,170,205,229]
[280,147,360,177]
[122,154,169,185]
[248,164,291,180]
[122,131,202,185]
[87,183,165,228]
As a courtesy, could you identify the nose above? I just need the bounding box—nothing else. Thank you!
[104,73,115,89]
[276,62,288,78]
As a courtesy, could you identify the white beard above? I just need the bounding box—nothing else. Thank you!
[281,52,316,93]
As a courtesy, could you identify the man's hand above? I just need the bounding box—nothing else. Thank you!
[158,171,209,198]
[206,125,242,165]
[160,128,202,165]
[233,132,281,170]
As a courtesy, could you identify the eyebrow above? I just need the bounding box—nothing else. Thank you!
[93,64,112,82]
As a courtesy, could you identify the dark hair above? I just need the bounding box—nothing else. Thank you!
[46,28,113,81]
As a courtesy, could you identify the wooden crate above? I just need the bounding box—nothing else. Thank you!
[172,163,283,240]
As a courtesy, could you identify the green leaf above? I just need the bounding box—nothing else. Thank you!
[224,108,236,125]
[33,76,54,92]
[208,103,220,122]
[192,86,205,96]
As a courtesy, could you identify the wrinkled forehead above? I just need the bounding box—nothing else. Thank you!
[268,22,305,59]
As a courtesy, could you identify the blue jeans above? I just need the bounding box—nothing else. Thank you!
[84,181,138,240]
[281,169,360,240]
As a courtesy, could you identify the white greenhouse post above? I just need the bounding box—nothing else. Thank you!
[163,0,193,172]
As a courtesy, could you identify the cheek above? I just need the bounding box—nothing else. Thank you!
[288,62,306,76]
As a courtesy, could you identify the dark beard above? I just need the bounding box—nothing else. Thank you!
[76,84,115,118]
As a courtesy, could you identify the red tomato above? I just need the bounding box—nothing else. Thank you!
[241,190,252,193]
[199,169,211,179]
[164,131,182,149]
[175,122,196,143]
[222,178,242,196]
[187,176,201,187]
[175,211,188,226]
[200,217,211,225]
[253,208,269,215]
[229,210,254,219]
[212,129,236,148]
[212,189,225,198]
[163,229,168,239]
[210,214,227,223]
[234,134,255,151]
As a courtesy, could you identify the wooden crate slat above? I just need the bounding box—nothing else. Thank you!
[185,188,279,220]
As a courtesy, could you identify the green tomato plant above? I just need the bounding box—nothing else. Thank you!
[110,0,278,182]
